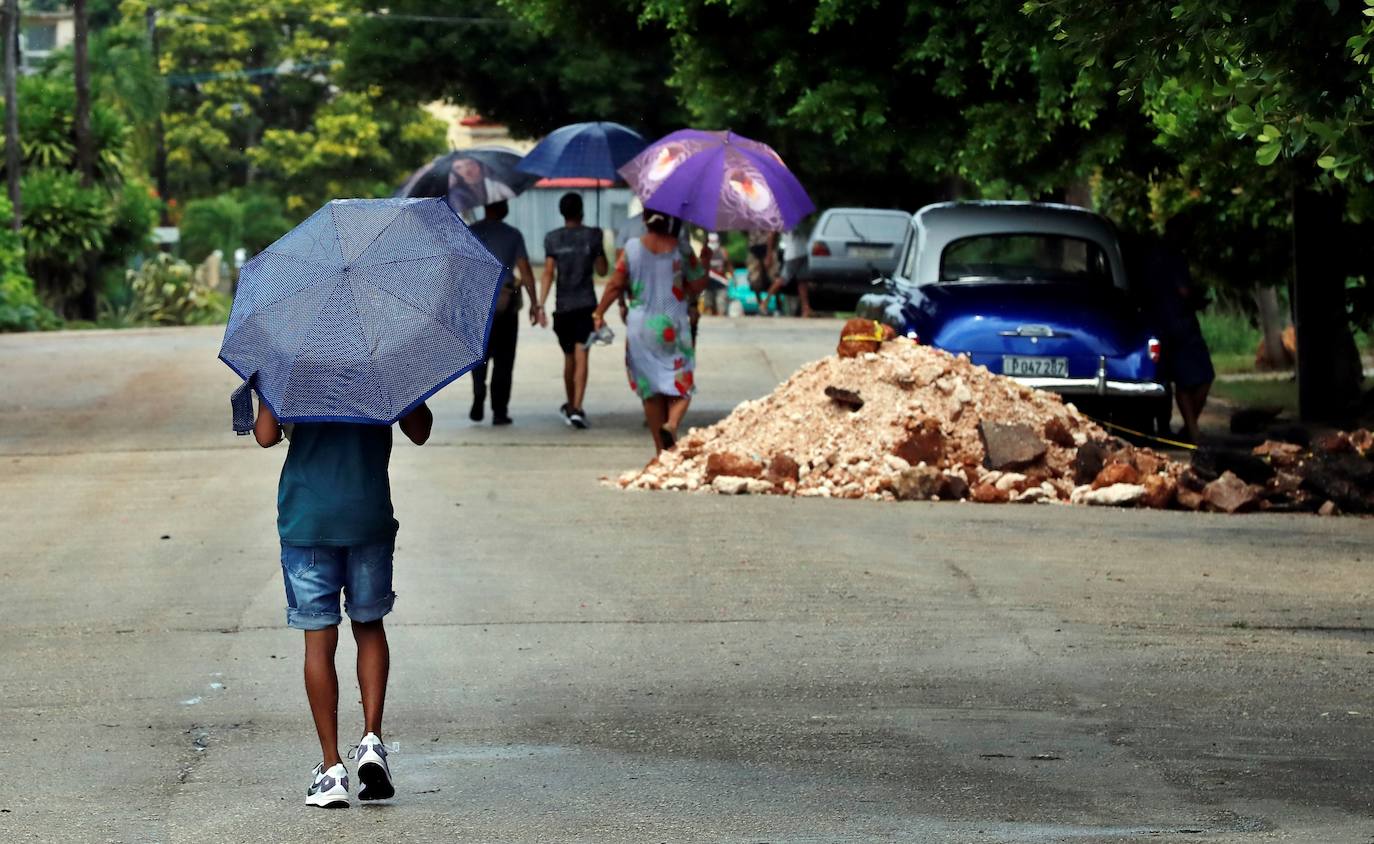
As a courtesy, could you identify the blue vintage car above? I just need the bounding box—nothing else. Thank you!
[859,201,1171,433]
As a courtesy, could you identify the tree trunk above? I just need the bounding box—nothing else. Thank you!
[147,6,169,225]
[73,0,97,320]
[1252,285,1288,370]
[1292,187,1362,425]
[3,0,18,232]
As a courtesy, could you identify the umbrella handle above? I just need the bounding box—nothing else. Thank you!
[231,371,259,435]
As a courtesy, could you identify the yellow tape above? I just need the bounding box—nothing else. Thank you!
[1087,415,1198,451]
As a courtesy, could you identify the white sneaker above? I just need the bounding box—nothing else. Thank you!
[352,733,395,801]
[306,762,349,808]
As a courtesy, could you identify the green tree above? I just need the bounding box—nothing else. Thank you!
[342,0,688,140]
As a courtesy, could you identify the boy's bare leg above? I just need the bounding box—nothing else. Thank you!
[352,619,389,738]
[303,627,341,766]
[643,397,668,451]
[572,345,589,411]
[562,353,575,407]
[665,395,690,438]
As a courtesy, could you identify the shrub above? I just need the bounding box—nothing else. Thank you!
[0,195,59,331]
[123,252,228,326]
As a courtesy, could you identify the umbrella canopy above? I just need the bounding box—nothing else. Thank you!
[517,121,648,182]
[398,146,540,212]
[618,129,815,232]
[220,197,505,431]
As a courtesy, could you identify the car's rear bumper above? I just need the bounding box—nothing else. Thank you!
[1014,375,1167,398]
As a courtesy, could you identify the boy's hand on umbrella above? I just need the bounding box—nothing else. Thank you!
[592,311,606,332]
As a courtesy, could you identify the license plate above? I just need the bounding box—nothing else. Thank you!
[848,245,890,259]
[1003,355,1068,378]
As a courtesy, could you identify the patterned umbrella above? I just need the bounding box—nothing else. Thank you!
[398,146,540,212]
[220,197,504,431]
[617,129,814,231]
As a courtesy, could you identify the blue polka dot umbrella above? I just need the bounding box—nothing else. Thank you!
[219,197,505,432]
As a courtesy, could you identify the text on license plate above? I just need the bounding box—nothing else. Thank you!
[1002,355,1068,378]
[848,245,890,259]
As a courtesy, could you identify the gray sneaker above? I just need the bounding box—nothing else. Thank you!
[351,733,395,801]
[306,762,350,808]
[569,409,589,429]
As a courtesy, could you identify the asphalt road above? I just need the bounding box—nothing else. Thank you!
[1,318,1371,843]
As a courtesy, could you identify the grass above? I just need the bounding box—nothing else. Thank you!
[1210,377,1299,415]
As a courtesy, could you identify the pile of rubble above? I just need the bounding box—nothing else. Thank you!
[615,329,1374,515]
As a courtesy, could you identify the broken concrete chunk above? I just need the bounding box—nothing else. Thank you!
[979,421,1047,471]
[705,452,764,482]
[892,465,943,501]
[710,475,753,495]
[1080,483,1146,507]
[824,385,865,411]
[892,418,945,467]
[1202,471,1260,514]
[1092,462,1140,490]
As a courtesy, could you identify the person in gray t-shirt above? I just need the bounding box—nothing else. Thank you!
[468,200,539,426]
[537,193,607,429]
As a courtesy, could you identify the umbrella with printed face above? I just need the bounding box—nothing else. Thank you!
[397,146,540,213]
[219,197,505,431]
[618,129,814,232]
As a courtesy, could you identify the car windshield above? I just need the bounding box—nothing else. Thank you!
[821,213,908,243]
[940,234,1111,284]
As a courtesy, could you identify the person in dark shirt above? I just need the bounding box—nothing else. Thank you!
[468,201,540,425]
[537,193,607,429]
[254,399,432,808]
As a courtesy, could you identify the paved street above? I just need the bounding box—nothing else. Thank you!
[1,318,1372,843]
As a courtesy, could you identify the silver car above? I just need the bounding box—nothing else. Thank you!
[804,207,909,300]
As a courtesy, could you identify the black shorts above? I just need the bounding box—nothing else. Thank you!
[553,307,595,354]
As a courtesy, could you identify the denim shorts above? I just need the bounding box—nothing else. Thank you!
[280,540,396,630]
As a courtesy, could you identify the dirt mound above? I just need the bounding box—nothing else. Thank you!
[616,338,1185,506]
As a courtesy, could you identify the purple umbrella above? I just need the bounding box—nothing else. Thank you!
[617,129,814,232]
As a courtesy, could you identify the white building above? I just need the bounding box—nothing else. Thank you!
[20,8,75,75]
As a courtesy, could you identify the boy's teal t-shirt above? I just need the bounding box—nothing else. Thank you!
[277,422,398,547]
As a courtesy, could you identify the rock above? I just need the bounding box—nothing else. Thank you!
[836,317,895,357]
[1202,471,1260,514]
[939,473,970,501]
[1176,487,1205,511]
[824,385,865,411]
[979,421,1047,471]
[1351,429,1374,455]
[951,382,973,405]
[893,418,945,467]
[765,454,801,485]
[1318,500,1339,516]
[971,482,1011,503]
[1132,450,1162,477]
[994,472,1027,492]
[1178,468,1209,492]
[1313,431,1354,455]
[1013,487,1050,503]
[745,478,776,495]
[1298,455,1373,513]
[1072,441,1109,485]
[711,475,752,495]
[663,477,689,491]
[1270,471,1303,495]
[1192,447,1274,485]
[1080,483,1146,507]
[892,465,944,501]
[1140,474,1176,509]
[883,454,911,473]
[1092,462,1140,489]
[705,452,763,482]
[1044,417,1077,448]
[1252,440,1304,468]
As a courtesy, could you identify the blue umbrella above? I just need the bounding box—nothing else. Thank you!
[220,197,505,432]
[517,121,648,182]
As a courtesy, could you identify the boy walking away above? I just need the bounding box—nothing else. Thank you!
[468,200,542,425]
[253,399,433,808]
[538,192,607,429]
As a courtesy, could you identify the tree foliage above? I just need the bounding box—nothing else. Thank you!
[342,0,689,140]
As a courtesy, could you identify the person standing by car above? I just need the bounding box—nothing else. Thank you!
[538,193,607,429]
[746,229,778,314]
[767,224,815,317]
[468,201,541,426]
[1132,230,1215,443]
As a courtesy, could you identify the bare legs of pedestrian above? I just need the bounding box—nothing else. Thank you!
[1175,382,1211,443]
[563,345,589,413]
[303,619,390,767]
[644,394,691,453]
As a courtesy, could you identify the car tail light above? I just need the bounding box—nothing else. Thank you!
[1147,337,1161,363]
[811,241,831,257]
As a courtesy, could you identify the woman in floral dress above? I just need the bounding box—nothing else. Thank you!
[593,211,710,452]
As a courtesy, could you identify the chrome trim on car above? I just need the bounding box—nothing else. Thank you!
[1012,376,1168,397]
